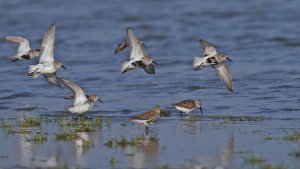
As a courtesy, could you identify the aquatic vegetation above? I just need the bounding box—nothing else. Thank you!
[109,156,117,167]
[160,109,171,117]
[31,134,47,144]
[55,132,79,141]
[104,139,113,148]
[0,119,14,128]
[210,114,266,121]
[20,116,42,128]
[0,119,30,135]
[283,131,300,141]
[0,153,8,159]
[104,135,159,148]
[242,153,287,169]
[155,163,172,169]
[58,117,103,132]
[243,154,266,165]
[183,114,203,121]
[105,118,112,128]
[94,116,103,126]
[289,150,300,158]
[263,136,274,141]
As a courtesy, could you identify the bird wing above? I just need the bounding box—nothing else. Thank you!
[61,79,88,105]
[39,23,56,63]
[174,99,195,109]
[126,27,146,60]
[5,36,31,53]
[212,63,233,92]
[199,39,218,57]
[114,41,128,54]
[43,73,62,87]
[130,111,155,121]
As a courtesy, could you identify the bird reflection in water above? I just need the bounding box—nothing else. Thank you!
[123,135,160,169]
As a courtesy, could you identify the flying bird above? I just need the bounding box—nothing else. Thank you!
[5,36,40,62]
[27,23,66,87]
[193,39,233,92]
[115,27,157,74]
[61,79,102,118]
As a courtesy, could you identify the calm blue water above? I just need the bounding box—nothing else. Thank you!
[0,0,299,168]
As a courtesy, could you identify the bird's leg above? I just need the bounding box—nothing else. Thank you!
[145,126,149,135]
[81,114,89,120]
[180,112,183,118]
[199,107,204,117]
[74,114,80,121]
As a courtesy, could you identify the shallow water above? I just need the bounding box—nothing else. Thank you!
[0,0,299,168]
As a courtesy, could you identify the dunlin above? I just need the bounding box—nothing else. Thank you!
[129,106,161,135]
[172,99,203,117]
[5,36,40,62]
[61,79,102,118]
[27,23,66,87]
[115,27,157,74]
[193,39,233,92]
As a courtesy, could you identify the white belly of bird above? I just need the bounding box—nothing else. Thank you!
[39,63,56,74]
[131,119,150,126]
[175,106,194,114]
[68,102,93,114]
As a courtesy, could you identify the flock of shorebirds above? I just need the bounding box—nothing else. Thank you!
[4,23,233,134]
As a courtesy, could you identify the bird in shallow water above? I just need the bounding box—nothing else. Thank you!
[115,27,158,74]
[193,39,233,92]
[61,78,103,119]
[27,23,66,87]
[4,36,40,62]
[129,106,161,135]
[172,99,203,117]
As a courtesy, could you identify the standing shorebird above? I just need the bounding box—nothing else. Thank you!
[115,27,158,74]
[4,36,40,62]
[61,79,103,119]
[129,106,161,135]
[193,39,233,92]
[27,23,66,87]
[172,99,203,117]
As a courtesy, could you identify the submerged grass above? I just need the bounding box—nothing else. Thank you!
[20,116,42,128]
[242,153,287,169]
[105,135,159,148]
[289,150,300,158]
[243,154,267,165]
[31,134,47,144]
[210,114,266,121]
[58,116,103,132]
[55,132,79,141]
[283,131,300,141]
[0,119,30,135]
[109,156,117,167]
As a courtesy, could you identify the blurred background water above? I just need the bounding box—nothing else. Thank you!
[0,0,299,168]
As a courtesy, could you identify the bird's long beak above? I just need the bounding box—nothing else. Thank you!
[153,61,158,65]
[200,107,203,114]
[227,57,233,62]
[61,65,67,70]
[98,98,103,103]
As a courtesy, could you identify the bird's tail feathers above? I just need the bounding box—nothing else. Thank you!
[28,65,40,79]
[193,56,203,67]
[11,54,20,62]
[193,57,206,70]
[121,61,134,73]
